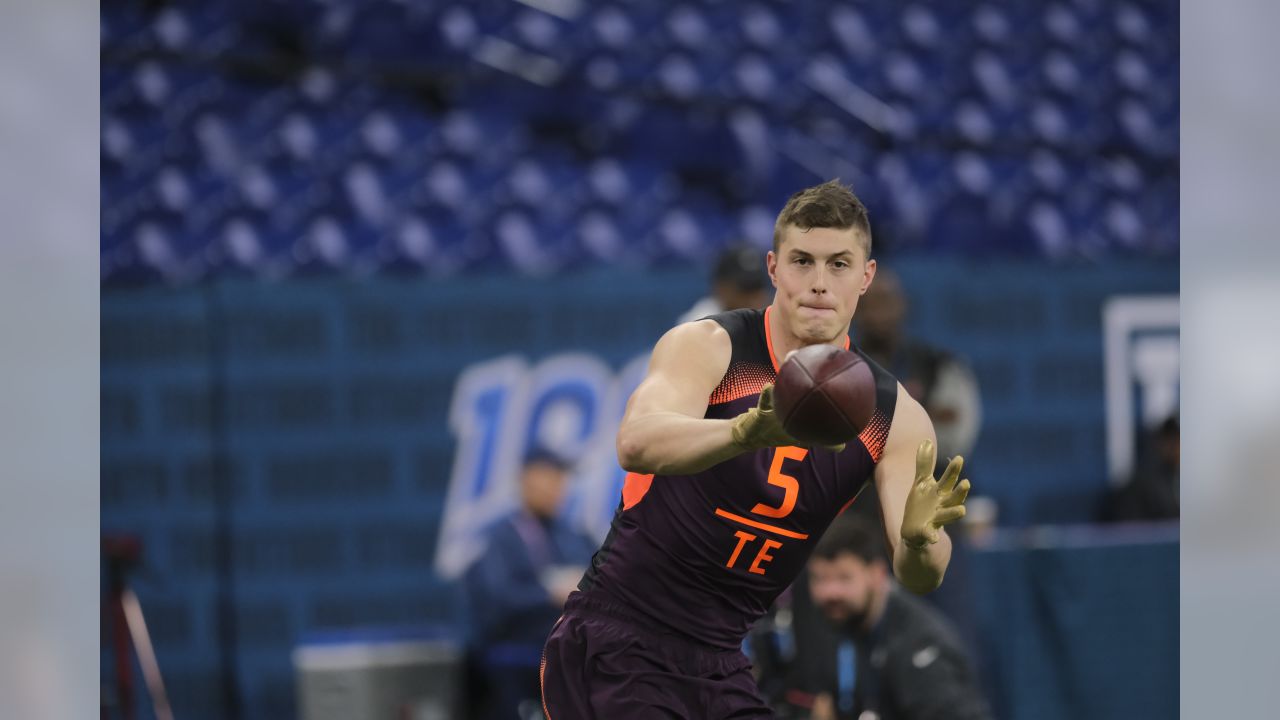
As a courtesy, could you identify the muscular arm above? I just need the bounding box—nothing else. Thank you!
[615,320,746,476]
[875,389,953,594]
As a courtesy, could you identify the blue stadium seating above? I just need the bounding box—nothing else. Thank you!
[101,0,1179,283]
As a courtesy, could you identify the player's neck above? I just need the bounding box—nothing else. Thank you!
[766,304,849,364]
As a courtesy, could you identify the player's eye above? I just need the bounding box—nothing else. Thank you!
[794,257,812,266]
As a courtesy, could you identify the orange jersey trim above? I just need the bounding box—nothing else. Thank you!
[857,410,891,463]
[622,472,653,510]
[707,361,774,405]
[764,306,781,372]
[837,493,859,516]
[540,653,552,719]
[715,508,811,540]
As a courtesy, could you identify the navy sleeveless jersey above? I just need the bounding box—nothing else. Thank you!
[578,307,899,650]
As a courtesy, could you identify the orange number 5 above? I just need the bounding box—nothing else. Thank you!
[751,446,808,519]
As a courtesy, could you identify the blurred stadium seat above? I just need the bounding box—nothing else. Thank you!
[102,0,1178,285]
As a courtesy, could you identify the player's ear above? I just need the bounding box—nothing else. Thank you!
[766,250,778,287]
[861,258,877,295]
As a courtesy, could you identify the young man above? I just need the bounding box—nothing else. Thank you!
[806,513,991,720]
[540,180,971,718]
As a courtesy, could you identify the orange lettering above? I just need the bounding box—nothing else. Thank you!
[749,539,783,575]
[752,446,808,518]
[726,530,756,569]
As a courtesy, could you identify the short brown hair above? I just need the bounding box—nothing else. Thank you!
[772,179,872,256]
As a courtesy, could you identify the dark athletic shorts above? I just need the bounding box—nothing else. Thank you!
[540,593,773,719]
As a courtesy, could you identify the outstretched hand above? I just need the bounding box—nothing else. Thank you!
[730,384,799,450]
[900,439,971,549]
[729,384,846,453]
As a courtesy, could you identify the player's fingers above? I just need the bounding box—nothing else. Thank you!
[933,505,966,526]
[759,383,775,409]
[914,439,936,482]
[941,479,971,508]
[939,455,964,492]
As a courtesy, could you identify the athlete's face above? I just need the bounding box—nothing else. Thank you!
[768,226,876,345]
[808,553,887,627]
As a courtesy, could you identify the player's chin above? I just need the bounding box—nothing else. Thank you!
[799,320,844,345]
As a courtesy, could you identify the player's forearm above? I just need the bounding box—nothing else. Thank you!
[617,412,747,476]
[893,529,952,594]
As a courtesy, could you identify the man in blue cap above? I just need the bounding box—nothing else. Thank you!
[463,447,597,719]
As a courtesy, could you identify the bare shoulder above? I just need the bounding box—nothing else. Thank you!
[883,384,934,459]
[650,318,732,377]
[625,319,733,422]
[662,317,731,349]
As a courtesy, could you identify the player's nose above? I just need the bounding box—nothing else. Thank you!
[811,267,828,293]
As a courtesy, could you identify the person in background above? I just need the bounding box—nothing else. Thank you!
[804,513,991,720]
[1103,414,1179,522]
[677,243,774,324]
[462,447,597,720]
[854,268,982,465]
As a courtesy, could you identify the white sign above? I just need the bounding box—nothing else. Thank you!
[435,352,649,579]
[1103,295,1179,485]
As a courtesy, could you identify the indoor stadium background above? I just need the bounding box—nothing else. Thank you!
[100,1,1178,718]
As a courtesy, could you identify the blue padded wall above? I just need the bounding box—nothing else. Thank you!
[103,257,1174,718]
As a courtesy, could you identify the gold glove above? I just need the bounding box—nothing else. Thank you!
[729,384,845,453]
[900,439,970,549]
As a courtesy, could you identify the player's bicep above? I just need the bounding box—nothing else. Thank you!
[874,388,935,557]
[621,320,730,423]
[623,371,703,423]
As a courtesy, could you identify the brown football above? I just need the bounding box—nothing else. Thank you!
[773,344,876,447]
